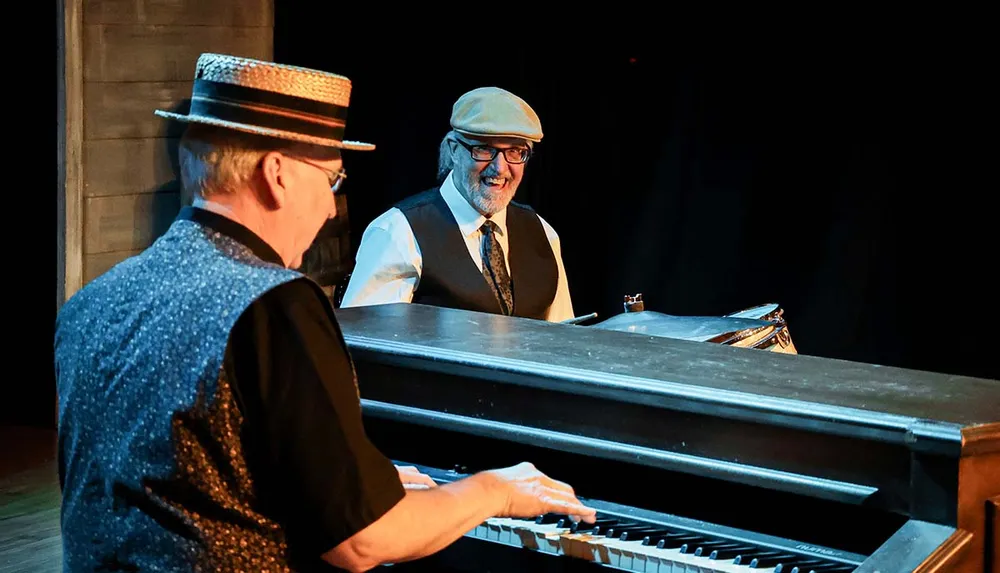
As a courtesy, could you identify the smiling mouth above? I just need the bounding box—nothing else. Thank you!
[482,176,506,187]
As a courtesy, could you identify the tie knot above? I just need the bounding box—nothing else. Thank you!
[480,220,499,235]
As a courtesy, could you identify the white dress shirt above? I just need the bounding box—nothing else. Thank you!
[340,171,575,321]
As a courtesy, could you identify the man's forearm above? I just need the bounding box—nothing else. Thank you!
[324,473,503,571]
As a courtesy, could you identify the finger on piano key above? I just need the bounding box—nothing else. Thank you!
[513,516,572,555]
[570,515,620,533]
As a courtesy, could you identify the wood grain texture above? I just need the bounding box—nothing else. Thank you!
[83,0,273,27]
[83,24,272,82]
[84,192,180,254]
[84,138,180,197]
[84,81,191,140]
[62,0,84,304]
[84,250,144,283]
[989,495,998,573]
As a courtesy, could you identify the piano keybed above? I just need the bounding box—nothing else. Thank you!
[406,462,866,573]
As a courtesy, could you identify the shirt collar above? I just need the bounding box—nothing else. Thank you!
[440,170,508,238]
[176,205,285,266]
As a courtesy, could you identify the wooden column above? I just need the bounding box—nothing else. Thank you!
[59,0,274,302]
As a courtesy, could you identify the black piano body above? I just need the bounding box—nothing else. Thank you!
[334,303,1000,572]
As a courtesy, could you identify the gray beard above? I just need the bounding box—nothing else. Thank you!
[461,173,515,216]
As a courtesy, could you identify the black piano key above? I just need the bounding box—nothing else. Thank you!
[634,528,683,543]
[573,525,607,535]
[683,539,734,555]
[655,533,703,549]
[570,517,618,533]
[775,559,828,572]
[740,552,799,567]
[617,527,671,541]
[535,513,565,525]
[603,523,655,537]
[707,544,761,559]
[694,541,745,557]
[728,550,773,565]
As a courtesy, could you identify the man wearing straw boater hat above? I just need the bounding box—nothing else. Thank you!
[340,86,576,322]
[54,54,593,572]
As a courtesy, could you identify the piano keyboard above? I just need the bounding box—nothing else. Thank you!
[407,462,866,573]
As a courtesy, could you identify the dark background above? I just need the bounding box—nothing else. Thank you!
[27,13,994,430]
[272,15,997,382]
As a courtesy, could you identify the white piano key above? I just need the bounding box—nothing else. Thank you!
[486,517,519,544]
[562,531,613,564]
[419,463,866,573]
[505,519,570,555]
[468,517,768,573]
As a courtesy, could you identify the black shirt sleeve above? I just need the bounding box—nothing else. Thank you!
[224,277,405,557]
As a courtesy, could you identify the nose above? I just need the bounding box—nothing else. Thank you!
[488,152,510,174]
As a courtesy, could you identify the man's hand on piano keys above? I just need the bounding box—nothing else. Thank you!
[395,464,437,489]
[484,462,597,524]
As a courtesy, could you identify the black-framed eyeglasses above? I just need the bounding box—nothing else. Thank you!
[454,140,531,164]
[289,156,347,193]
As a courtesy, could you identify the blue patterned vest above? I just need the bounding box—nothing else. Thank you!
[55,212,312,572]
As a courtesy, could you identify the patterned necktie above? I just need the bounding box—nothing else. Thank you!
[480,220,513,315]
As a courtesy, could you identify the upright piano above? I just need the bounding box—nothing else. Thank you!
[334,303,1000,572]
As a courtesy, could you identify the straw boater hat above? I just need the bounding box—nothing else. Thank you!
[154,53,374,151]
[450,87,543,143]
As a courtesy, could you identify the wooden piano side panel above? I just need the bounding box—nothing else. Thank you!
[989,494,999,573]
[957,423,1000,573]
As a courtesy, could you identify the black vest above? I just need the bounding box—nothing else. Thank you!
[396,187,558,319]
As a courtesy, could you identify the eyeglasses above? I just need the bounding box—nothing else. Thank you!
[288,155,347,193]
[454,140,531,164]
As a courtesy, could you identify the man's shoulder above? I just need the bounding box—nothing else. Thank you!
[507,201,562,243]
[251,276,332,315]
[56,248,148,322]
[509,199,538,214]
[393,187,442,212]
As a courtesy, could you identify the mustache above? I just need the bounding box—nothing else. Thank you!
[477,171,510,182]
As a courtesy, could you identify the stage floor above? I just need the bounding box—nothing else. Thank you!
[0,426,60,573]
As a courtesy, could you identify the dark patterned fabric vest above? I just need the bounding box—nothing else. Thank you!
[396,187,558,319]
[55,217,310,572]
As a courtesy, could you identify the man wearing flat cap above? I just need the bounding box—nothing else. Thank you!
[341,86,576,321]
[54,58,592,572]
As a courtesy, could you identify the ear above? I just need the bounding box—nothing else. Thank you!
[448,139,461,163]
[258,151,290,209]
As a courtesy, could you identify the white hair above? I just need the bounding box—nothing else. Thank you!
[177,124,329,201]
[437,130,458,183]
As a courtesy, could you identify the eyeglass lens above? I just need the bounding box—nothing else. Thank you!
[468,144,530,164]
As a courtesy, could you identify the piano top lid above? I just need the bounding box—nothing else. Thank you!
[334,303,1000,431]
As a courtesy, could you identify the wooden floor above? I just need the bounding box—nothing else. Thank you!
[0,426,61,572]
